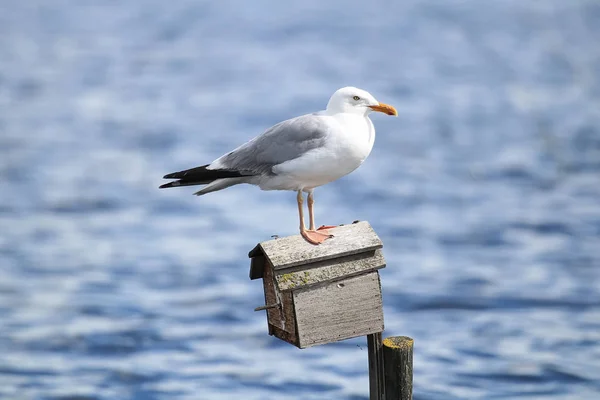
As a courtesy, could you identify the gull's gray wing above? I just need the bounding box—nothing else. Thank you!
[211,113,332,175]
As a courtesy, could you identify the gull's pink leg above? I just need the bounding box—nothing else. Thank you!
[307,191,337,232]
[298,190,332,245]
[307,190,318,231]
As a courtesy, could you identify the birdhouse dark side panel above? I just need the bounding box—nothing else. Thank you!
[263,258,299,345]
[269,291,299,346]
[262,258,283,332]
[293,272,384,348]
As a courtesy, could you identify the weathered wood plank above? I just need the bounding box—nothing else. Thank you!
[269,324,298,345]
[368,332,385,400]
[275,249,386,291]
[257,221,382,270]
[383,336,414,400]
[293,272,384,348]
[281,291,297,342]
[262,258,283,331]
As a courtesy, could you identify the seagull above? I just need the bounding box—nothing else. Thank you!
[160,87,397,244]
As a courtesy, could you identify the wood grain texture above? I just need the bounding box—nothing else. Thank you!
[275,249,385,291]
[268,325,297,345]
[257,221,382,271]
[293,272,384,348]
[368,332,385,400]
[262,258,283,331]
[281,291,297,343]
[383,336,414,400]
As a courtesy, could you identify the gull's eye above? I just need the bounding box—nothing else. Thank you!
[353,96,360,101]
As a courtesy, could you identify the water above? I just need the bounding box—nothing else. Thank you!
[1,0,599,399]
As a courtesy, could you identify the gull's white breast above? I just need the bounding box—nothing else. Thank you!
[260,114,376,191]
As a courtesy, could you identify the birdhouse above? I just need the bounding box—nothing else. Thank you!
[249,221,386,348]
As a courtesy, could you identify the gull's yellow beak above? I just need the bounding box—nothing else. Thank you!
[368,102,398,116]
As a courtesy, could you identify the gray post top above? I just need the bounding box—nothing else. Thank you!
[249,221,383,281]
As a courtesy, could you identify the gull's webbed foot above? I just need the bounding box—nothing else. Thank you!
[301,229,333,245]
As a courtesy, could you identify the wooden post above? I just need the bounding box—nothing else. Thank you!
[383,336,414,400]
[368,332,385,400]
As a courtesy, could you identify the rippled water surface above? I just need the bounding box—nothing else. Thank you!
[1,1,599,399]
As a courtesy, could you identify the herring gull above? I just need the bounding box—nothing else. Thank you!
[160,86,397,244]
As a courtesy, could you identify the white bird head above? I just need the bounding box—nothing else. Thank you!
[326,86,397,117]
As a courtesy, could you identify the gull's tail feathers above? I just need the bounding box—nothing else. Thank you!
[193,177,249,196]
[159,164,253,191]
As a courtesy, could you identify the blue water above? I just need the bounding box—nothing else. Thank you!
[1,1,599,399]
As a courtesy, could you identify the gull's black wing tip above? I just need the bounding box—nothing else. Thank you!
[162,164,211,180]
[159,164,251,190]
[159,181,179,189]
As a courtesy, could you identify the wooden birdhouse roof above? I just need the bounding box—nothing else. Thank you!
[249,221,385,291]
